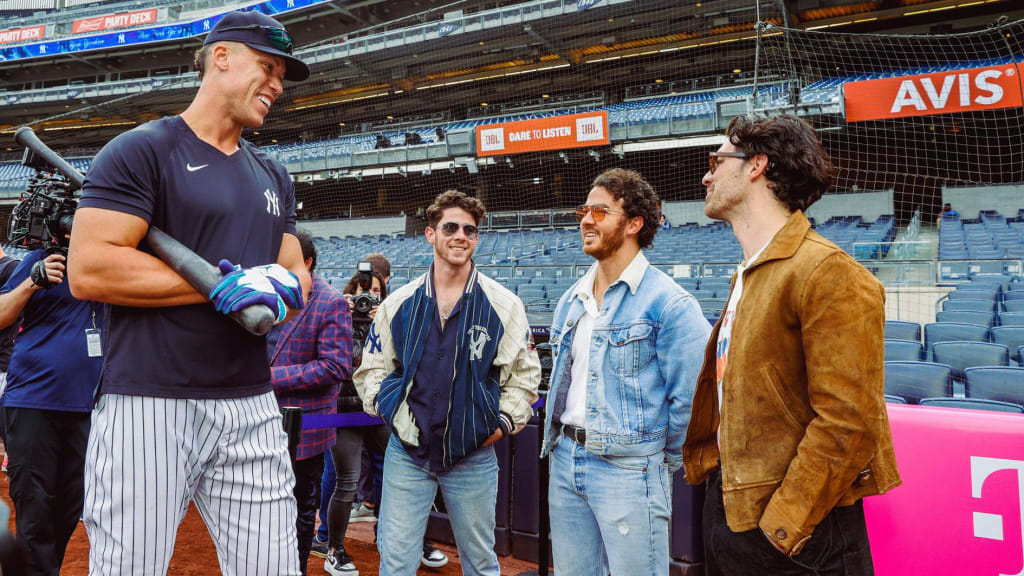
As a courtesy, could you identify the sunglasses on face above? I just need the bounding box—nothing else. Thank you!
[708,151,749,174]
[575,204,625,223]
[437,222,479,239]
[219,25,294,54]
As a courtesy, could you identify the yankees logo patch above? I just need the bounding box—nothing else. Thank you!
[264,188,280,217]
[467,325,491,361]
[365,323,382,354]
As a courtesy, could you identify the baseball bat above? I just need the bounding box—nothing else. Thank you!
[14,126,277,336]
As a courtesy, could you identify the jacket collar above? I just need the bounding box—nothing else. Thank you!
[271,274,321,361]
[574,250,649,302]
[744,210,810,271]
[424,261,477,299]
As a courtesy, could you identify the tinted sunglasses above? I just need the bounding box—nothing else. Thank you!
[708,151,749,174]
[218,25,294,54]
[575,204,625,223]
[437,222,479,239]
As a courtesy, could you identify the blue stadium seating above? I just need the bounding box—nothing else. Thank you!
[884,394,907,404]
[964,366,1024,405]
[884,361,953,405]
[1000,312,1024,327]
[948,288,998,302]
[885,339,923,362]
[942,299,996,312]
[1004,301,1024,313]
[936,310,996,327]
[924,323,989,351]
[932,341,1009,382]
[919,397,1024,413]
[990,327,1024,362]
[885,321,921,342]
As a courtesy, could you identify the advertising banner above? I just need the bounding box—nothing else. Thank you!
[0,25,45,45]
[73,9,159,34]
[476,111,608,157]
[865,404,1024,575]
[845,64,1024,122]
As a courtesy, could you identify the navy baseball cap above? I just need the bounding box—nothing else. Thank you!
[204,11,309,81]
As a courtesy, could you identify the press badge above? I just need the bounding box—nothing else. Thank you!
[85,329,102,358]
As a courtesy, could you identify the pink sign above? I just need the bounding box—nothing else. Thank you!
[865,404,1024,576]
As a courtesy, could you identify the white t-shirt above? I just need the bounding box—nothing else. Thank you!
[716,240,771,417]
[562,252,650,427]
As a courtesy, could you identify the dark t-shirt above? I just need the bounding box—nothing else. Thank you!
[79,116,297,399]
[0,250,101,412]
[0,255,21,372]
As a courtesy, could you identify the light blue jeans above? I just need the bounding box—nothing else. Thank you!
[548,434,673,576]
[378,434,500,576]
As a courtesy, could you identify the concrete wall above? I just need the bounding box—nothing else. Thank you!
[665,190,894,227]
[297,215,407,238]
[942,185,1024,220]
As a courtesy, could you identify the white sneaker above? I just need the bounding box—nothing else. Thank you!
[349,501,376,523]
[421,542,449,568]
[324,548,359,576]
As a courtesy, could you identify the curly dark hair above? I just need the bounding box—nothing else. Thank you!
[726,114,833,213]
[590,168,661,249]
[343,270,388,300]
[426,190,486,228]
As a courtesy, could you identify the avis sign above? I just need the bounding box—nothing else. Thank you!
[844,64,1023,122]
[864,405,1024,576]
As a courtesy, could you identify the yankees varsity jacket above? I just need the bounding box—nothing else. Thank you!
[353,264,541,471]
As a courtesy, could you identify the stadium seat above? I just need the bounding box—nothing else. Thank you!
[942,299,996,312]
[884,361,953,405]
[990,327,1024,362]
[948,288,999,302]
[919,397,1024,413]
[936,310,996,327]
[1005,292,1024,302]
[885,321,921,342]
[999,312,1024,326]
[884,339,923,362]
[923,322,989,351]
[932,341,1009,382]
[964,366,1024,405]
[884,394,907,404]
[1003,301,1024,313]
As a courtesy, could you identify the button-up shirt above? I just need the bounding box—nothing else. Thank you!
[408,295,462,471]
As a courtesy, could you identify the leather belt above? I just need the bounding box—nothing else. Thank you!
[562,424,586,445]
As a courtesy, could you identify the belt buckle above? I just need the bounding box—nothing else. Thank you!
[565,424,585,444]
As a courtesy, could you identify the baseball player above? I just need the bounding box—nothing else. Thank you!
[67,11,311,576]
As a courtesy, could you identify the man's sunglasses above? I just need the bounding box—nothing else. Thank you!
[575,204,625,223]
[436,222,479,239]
[708,151,748,174]
[219,25,294,54]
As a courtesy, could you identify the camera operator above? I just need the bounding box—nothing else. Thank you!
[0,243,102,575]
[319,266,390,576]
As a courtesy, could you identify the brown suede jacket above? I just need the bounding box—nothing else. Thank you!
[682,210,901,556]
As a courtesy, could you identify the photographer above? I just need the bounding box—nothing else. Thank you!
[319,267,390,576]
[0,245,102,576]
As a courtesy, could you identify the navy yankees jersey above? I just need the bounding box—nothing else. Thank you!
[80,115,297,399]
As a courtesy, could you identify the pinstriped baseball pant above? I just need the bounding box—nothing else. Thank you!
[83,391,300,576]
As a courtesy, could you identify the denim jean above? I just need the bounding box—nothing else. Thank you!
[548,434,673,576]
[703,467,875,576]
[377,434,499,576]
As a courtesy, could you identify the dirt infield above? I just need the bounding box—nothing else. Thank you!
[1,475,536,575]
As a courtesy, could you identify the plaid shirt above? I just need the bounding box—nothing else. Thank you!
[271,275,353,460]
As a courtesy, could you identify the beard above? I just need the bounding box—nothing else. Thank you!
[583,217,628,261]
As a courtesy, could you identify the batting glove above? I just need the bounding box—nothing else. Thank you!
[209,260,303,324]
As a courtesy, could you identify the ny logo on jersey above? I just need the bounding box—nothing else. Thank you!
[364,324,382,355]
[467,325,491,362]
[264,189,280,217]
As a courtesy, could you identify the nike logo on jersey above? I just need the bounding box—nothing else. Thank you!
[186,163,209,172]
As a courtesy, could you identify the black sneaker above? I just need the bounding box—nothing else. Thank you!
[421,542,449,568]
[309,535,328,558]
[324,548,359,576]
